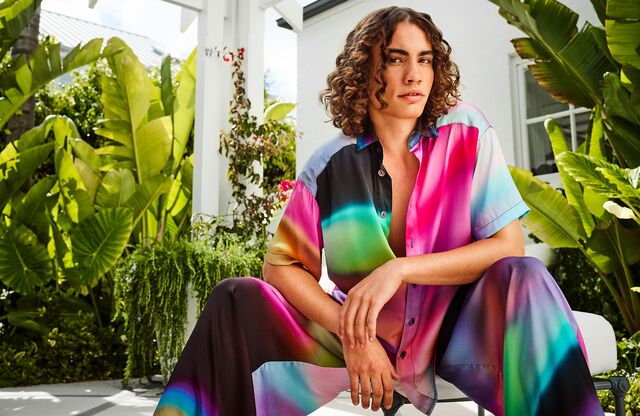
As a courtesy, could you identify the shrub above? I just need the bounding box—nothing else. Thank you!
[0,311,126,387]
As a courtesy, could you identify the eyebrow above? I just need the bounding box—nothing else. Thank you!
[387,48,433,56]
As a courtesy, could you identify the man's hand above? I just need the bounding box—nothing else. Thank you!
[342,336,399,411]
[339,259,404,349]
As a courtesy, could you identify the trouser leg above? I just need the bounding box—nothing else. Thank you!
[436,256,604,416]
[154,277,349,416]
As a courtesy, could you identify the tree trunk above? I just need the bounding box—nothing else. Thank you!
[6,6,41,146]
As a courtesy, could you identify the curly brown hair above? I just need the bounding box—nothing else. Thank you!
[320,6,461,137]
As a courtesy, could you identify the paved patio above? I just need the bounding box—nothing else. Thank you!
[0,379,616,415]
[0,379,493,416]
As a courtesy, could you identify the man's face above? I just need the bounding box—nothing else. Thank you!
[368,21,435,123]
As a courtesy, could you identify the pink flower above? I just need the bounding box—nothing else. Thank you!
[277,180,296,202]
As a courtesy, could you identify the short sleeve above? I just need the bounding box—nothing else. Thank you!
[265,180,324,281]
[471,127,530,240]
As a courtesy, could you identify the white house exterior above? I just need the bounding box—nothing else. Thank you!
[279,0,599,182]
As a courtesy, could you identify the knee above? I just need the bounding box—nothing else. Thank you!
[485,256,551,286]
[208,277,264,307]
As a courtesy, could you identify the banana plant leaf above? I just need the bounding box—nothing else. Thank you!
[96,38,172,183]
[587,224,640,274]
[509,165,581,248]
[606,0,640,70]
[264,102,296,122]
[126,175,172,230]
[171,49,196,175]
[545,118,595,238]
[0,38,120,131]
[13,175,56,244]
[489,0,616,108]
[557,152,640,201]
[96,168,136,208]
[54,147,94,225]
[0,142,53,210]
[160,55,175,118]
[0,222,53,293]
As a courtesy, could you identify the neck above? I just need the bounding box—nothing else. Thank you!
[369,111,418,157]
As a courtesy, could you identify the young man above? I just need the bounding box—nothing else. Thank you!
[155,6,604,416]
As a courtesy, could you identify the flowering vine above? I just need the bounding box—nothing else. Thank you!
[214,47,295,246]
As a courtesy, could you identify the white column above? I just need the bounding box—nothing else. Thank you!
[238,0,265,122]
[188,0,228,338]
[236,0,265,197]
[192,0,226,220]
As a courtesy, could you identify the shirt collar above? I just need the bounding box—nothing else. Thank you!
[355,119,438,152]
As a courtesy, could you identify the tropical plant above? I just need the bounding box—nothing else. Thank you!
[95,38,196,244]
[1,29,196,335]
[489,0,640,335]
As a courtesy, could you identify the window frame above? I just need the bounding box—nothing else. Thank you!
[510,57,590,183]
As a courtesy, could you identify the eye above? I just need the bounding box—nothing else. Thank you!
[419,57,432,64]
[389,56,403,64]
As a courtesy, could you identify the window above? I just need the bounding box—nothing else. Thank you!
[512,60,590,178]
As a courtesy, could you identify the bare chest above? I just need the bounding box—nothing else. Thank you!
[383,157,419,257]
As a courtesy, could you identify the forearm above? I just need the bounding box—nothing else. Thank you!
[396,221,525,285]
[263,262,341,335]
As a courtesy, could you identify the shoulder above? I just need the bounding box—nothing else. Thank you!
[298,133,356,197]
[435,102,492,136]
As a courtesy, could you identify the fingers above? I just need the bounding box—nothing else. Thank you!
[382,369,395,410]
[366,304,379,344]
[349,370,359,406]
[359,372,371,409]
[342,297,360,348]
[354,300,369,348]
[370,374,384,412]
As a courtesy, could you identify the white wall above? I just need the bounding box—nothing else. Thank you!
[297,0,599,171]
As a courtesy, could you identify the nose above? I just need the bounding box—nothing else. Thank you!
[404,59,422,85]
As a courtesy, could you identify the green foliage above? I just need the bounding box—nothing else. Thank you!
[113,227,264,385]
[0,37,119,132]
[0,285,126,387]
[491,0,640,334]
[263,94,296,195]
[0,0,43,62]
[35,61,106,148]
[551,247,625,332]
[597,371,640,416]
[597,331,640,415]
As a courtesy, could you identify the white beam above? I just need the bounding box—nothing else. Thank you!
[161,0,204,12]
[273,0,302,33]
[88,0,203,12]
[180,7,198,32]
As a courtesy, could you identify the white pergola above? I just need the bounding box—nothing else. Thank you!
[89,0,302,219]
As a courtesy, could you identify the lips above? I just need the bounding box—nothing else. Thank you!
[399,90,424,97]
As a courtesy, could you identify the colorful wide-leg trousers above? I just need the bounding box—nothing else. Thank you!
[154,257,604,416]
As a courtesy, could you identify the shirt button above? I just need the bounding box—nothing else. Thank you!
[400,351,407,359]
[378,169,385,177]
[408,318,415,326]
[411,284,417,288]
[380,211,387,218]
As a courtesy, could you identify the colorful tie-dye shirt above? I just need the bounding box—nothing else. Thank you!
[265,102,530,409]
